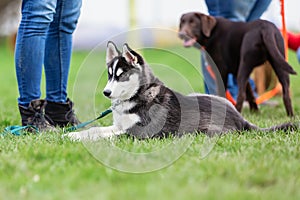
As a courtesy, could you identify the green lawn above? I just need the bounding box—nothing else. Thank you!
[1,39,300,200]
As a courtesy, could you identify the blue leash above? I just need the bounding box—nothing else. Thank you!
[1,125,38,137]
[63,108,112,133]
[1,107,112,137]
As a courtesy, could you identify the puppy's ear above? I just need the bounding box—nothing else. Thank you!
[122,43,138,65]
[196,13,216,37]
[106,41,120,64]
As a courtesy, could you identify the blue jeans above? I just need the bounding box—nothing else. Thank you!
[15,0,82,107]
[202,0,271,97]
[205,0,271,22]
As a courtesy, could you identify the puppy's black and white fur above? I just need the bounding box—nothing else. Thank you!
[65,42,296,141]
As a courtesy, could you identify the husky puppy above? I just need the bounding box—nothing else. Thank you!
[65,42,296,141]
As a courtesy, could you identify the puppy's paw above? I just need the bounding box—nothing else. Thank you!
[63,131,84,141]
[62,130,104,141]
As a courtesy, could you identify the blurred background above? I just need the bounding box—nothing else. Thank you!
[0,0,299,50]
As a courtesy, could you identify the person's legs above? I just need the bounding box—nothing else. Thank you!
[203,0,242,98]
[205,0,235,20]
[15,0,57,107]
[201,54,217,94]
[246,0,272,22]
[44,0,82,103]
[231,0,257,22]
[203,0,235,96]
[15,0,58,130]
[44,0,82,127]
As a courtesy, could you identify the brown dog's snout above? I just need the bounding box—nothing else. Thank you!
[178,31,188,40]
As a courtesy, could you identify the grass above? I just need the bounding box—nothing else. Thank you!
[1,39,300,200]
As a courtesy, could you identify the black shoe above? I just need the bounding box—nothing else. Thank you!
[18,99,57,132]
[45,98,80,127]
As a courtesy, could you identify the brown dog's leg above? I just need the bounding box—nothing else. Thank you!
[245,82,259,111]
[271,67,294,116]
[236,80,247,112]
[236,61,256,113]
[236,94,244,112]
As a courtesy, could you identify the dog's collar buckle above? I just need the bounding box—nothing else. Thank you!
[111,99,122,110]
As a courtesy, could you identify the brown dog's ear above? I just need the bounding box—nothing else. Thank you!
[195,13,217,37]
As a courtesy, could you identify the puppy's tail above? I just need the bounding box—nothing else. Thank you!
[262,24,297,75]
[260,122,298,132]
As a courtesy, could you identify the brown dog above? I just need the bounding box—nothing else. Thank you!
[178,12,296,117]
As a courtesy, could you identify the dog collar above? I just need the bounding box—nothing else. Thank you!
[111,99,122,110]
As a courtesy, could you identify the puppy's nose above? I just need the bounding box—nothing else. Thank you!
[103,89,112,97]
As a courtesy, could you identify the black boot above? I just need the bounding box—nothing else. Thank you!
[18,99,56,132]
[45,98,80,127]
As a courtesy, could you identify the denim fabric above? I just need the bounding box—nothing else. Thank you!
[201,54,217,95]
[232,0,272,22]
[244,0,272,22]
[202,0,271,97]
[15,0,82,107]
[205,0,271,21]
